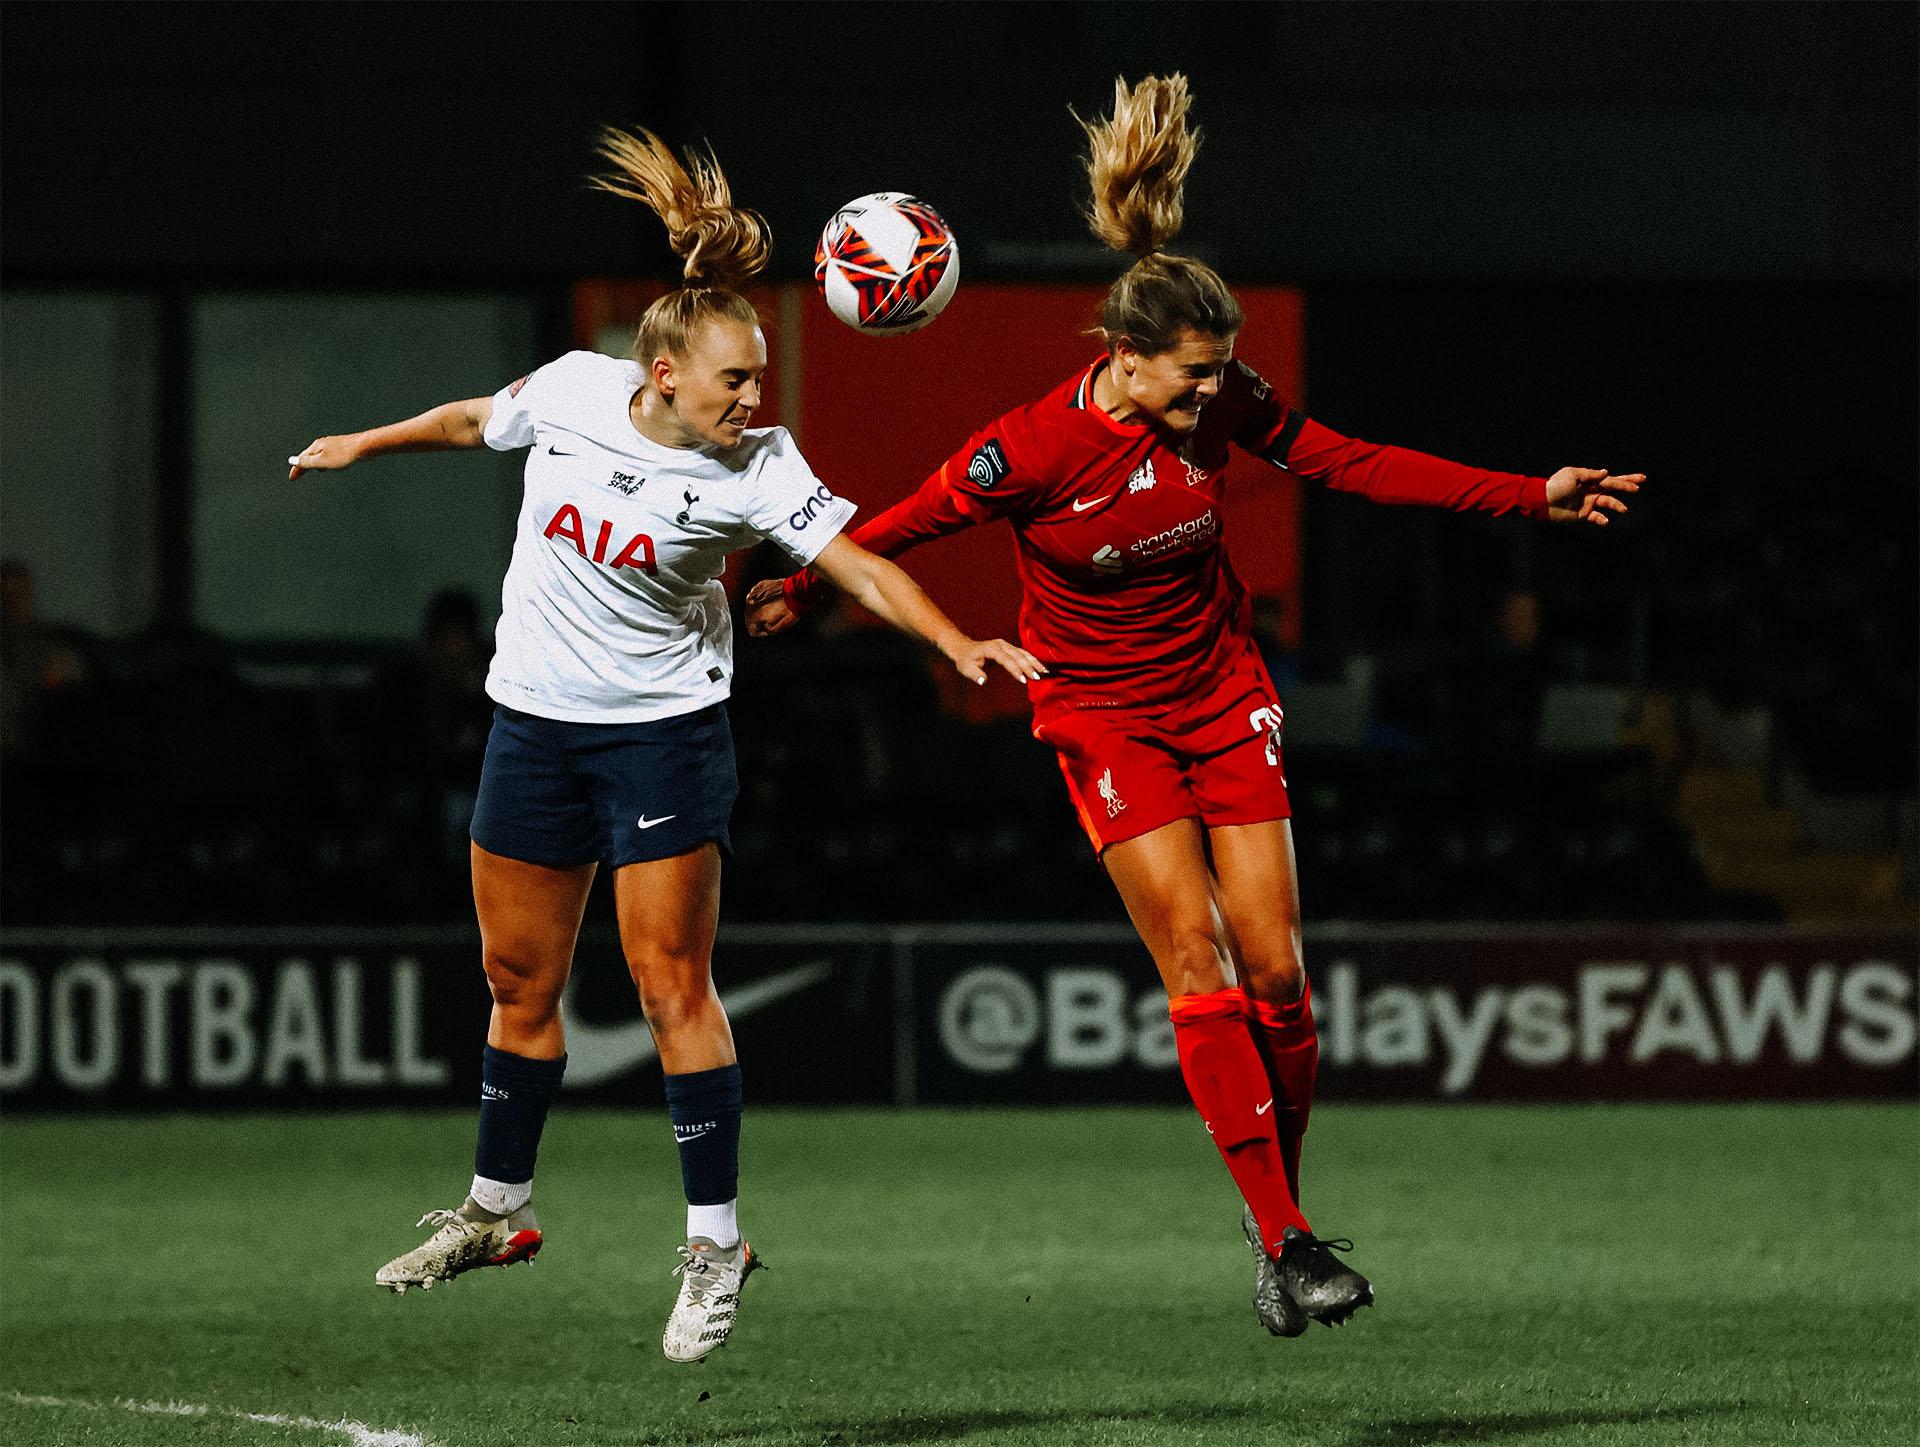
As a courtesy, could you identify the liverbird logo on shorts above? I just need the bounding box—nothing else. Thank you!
[1097,768,1126,818]
[1248,706,1285,767]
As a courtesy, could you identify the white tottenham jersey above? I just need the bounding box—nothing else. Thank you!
[481,350,855,723]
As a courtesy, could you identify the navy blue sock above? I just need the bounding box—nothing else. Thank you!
[663,1064,743,1205]
[474,1046,567,1186]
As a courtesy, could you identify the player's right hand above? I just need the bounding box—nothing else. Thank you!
[287,435,361,480]
[949,637,1048,687]
[744,578,799,637]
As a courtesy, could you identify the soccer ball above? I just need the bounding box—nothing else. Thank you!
[814,192,959,335]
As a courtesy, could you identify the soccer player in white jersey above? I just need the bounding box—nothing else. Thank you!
[287,127,1043,1361]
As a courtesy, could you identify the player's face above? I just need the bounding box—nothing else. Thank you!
[663,317,768,447]
[1116,328,1237,434]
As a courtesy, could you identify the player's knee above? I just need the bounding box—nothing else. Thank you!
[1240,932,1306,1005]
[629,955,717,1040]
[1162,921,1231,997]
[481,947,565,1022]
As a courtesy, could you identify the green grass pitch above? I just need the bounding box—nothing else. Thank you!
[2,1104,1915,1446]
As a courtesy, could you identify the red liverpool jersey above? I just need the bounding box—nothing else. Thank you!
[785,357,1549,711]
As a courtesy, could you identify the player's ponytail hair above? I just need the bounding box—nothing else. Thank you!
[590,125,769,363]
[1078,74,1243,357]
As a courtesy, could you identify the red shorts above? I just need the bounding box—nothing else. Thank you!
[1031,645,1290,854]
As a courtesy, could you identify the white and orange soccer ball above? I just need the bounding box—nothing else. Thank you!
[814,192,959,335]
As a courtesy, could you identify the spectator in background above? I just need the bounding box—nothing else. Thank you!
[1455,585,1548,801]
[1250,594,1301,694]
[418,587,493,865]
[1486,587,1547,752]
[0,558,89,759]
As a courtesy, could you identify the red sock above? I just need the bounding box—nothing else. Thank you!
[1170,987,1309,1250]
[1248,981,1319,1206]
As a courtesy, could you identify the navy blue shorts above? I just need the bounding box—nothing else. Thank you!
[470,703,738,869]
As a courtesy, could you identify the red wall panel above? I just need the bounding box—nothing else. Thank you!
[575,279,1305,716]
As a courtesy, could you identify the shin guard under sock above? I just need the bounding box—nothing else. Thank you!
[474,1046,567,1204]
[663,1063,744,1211]
[1249,981,1319,1204]
[1170,987,1309,1251]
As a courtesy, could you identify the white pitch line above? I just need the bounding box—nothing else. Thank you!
[7,1391,439,1447]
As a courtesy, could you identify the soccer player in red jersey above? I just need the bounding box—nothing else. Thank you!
[749,76,1642,1336]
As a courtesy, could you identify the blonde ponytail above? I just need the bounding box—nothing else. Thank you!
[1077,75,1242,355]
[590,126,769,364]
[1077,73,1199,256]
[591,126,770,290]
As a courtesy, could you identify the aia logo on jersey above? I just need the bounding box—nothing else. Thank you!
[967,439,1008,490]
[1127,459,1157,494]
[1091,545,1124,576]
[543,505,657,574]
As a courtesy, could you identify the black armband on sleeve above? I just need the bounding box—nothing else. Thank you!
[1261,408,1308,470]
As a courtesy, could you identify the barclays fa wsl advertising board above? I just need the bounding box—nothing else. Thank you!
[0,925,1912,1110]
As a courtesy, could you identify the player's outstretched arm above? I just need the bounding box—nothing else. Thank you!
[1542,467,1644,527]
[287,396,495,479]
[804,535,1047,686]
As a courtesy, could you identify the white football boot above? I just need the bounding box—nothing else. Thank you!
[662,1237,761,1362]
[374,1197,542,1293]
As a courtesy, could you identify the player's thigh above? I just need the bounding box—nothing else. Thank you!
[1207,817,1306,1003]
[470,840,597,1000]
[611,842,723,1000]
[1104,818,1235,999]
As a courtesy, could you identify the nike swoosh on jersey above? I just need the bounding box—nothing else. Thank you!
[1070,495,1113,512]
[560,961,836,1085]
[547,444,575,456]
[636,814,678,829]
[1256,1099,1274,1115]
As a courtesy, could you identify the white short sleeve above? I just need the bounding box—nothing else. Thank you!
[483,367,543,451]
[745,429,857,565]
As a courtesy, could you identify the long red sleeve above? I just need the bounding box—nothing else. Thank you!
[781,465,990,614]
[1280,415,1549,519]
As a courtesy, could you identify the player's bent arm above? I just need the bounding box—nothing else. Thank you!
[805,534,1045,686]
[776,464,992,618]
[288,396,494,479]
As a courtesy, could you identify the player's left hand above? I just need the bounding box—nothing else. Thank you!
[1544,467,1643,526]
[744,578,800,637]
[949,638,1048,686]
